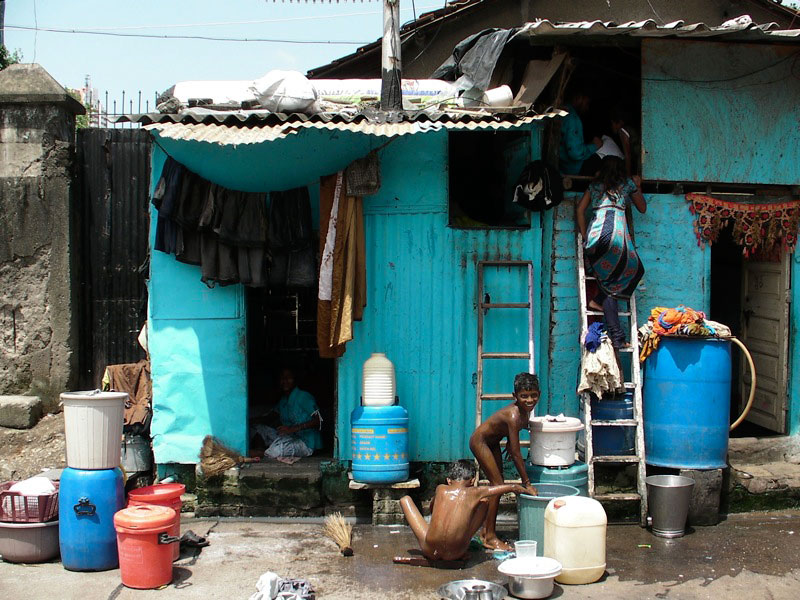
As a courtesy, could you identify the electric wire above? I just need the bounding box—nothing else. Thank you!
[4,24,369,44]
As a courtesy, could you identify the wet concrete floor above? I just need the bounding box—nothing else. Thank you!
[1,511,799,599]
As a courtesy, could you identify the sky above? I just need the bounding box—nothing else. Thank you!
[4,0,445,109]
[4,1,799,112]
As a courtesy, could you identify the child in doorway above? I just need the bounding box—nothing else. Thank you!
[399,460,531,563]
[469,372,540,551]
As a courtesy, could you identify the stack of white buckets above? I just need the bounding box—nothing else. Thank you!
[58,390,128,571]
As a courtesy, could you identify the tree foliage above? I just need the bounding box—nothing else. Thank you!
[0,45,22,70]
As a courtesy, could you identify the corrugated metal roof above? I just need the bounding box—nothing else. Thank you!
[516,17,800,41]
[129,108,566,145]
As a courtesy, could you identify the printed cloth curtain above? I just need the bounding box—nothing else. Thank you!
[686,193,800,257]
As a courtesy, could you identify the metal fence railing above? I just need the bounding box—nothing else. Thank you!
[86,91,161,128]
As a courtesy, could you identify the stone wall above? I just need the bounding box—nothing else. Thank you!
[0,65,84,410]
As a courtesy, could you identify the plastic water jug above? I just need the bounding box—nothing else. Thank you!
[362,353,396,406]
[543,496,607,584]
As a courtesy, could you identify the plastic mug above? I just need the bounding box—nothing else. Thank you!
[514,539,538,558]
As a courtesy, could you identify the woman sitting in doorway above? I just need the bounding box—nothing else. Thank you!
[576,156,647,348]
[252,366,323,460]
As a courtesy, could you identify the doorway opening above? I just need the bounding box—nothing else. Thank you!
[246,286,336,457]
[710,223,789,436]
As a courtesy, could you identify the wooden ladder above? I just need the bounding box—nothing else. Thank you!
[576,234,648,526]
[475,260,535,483]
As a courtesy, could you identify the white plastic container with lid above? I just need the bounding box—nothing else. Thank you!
[543,496,607,584]
[61,390,128,469]
[362,353,396,406]
[529,415,583,467]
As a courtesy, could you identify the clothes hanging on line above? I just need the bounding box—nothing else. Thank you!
[268,187,316,288]
[151,158,270,288]
[317,172,366,358]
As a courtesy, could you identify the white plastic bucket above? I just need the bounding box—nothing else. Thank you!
[529,415,583,466]
[61,390,127,469]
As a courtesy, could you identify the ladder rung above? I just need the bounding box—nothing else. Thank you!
[481,352,531,359]
[586,310,631,317]
[481,302,531,309]
[623,382,636,389]
[593,493,641,501]
[618,347,635,353]
[591,455,641,463]
[481,393,514,400]
[590,419,638,427]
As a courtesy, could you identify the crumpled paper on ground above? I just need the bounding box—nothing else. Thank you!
[250,572,315,600]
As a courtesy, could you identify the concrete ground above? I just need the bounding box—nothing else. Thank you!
[2,511,800,599]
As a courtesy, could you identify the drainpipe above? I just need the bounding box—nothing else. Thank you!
[380,0,403,111]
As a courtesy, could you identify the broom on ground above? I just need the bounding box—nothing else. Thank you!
[323,512,354,557]
[199,435,259,478]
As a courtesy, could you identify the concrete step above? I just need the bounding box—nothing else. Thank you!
[0,395,43,429]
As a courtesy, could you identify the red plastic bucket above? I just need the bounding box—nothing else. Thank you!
[114,505,177,589]
[127,483,185,561]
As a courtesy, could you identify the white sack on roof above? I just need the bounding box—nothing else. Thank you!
[312,78,457,107]
[170,80,255,105]
[250,70,320,115]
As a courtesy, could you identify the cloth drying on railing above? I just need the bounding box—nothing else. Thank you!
[638,305,732,362]
[578,337,622,397]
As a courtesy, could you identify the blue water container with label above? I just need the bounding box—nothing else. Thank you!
[58,467,124,571]
[351,405,409,484]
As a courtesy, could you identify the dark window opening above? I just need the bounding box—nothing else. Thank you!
[448,130,532,228]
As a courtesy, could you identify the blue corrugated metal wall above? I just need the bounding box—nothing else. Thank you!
[148,147,249,463]
[546,193,711,417]
[336,129,545,462]
[642,39,800,185]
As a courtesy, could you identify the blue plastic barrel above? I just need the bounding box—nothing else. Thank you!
[518,483,580,548]
[351,405,409,484]
[644,338,731,469]
[525,461,589,497]
[578,394,635,457]
[59,467,124,571]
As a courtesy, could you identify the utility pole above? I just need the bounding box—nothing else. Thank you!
[380,0,403,111]
[1,1,6,48]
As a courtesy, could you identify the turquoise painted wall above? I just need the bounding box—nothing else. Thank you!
[336,128,546,462]
[148,147,248,464]
[642,39,800,186]
[547,193,711,416]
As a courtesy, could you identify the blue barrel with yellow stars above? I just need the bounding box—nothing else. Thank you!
[351,405,409,484]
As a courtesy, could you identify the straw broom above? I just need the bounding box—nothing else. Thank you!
[199,435,259,478]
[323,512,354,556]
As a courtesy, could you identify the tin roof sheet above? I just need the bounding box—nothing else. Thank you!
[139,108,566,145]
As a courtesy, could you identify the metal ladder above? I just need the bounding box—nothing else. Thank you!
[576,234,648,526]
[476,261,536,470]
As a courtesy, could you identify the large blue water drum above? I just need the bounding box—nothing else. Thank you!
[644,338,731,469]
[351,405,409,484]
[525,461,589,497]
[578,394,635,457]
[59,467,124,571]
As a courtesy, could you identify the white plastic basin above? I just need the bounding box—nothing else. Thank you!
[498,556,562,599]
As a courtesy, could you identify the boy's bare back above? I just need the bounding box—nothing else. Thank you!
[472,403,527,445]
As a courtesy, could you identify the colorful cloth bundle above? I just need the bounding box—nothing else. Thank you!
[639,305,731,362]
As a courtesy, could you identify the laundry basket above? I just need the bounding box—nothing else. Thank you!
[0,482,59,523]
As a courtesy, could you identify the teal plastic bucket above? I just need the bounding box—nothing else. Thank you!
[525,461,589,497]
[518,483,580,549]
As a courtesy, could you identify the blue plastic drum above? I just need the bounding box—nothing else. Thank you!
[58,467,124,571]
[644,338,732,469]
[351,405,409,484]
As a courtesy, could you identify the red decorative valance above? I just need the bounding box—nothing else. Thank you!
[686,193,800,257]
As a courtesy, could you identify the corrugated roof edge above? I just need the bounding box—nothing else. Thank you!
[113,107,567,126]
[307,7,800,77]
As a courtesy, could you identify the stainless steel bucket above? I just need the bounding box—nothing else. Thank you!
[645,475,695,538]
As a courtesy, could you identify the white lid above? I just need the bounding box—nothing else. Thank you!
[529,414,583,433]
[60,390,129,402]
[498,556,562,578]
